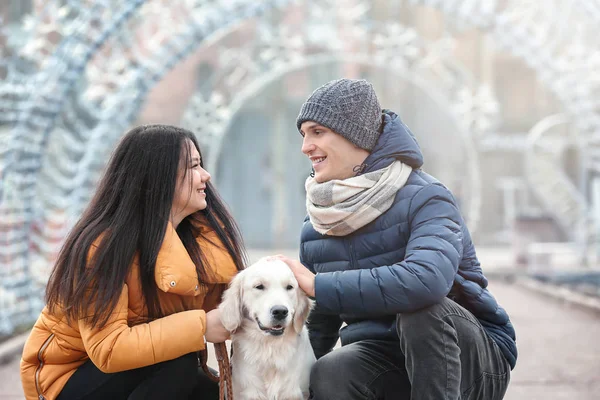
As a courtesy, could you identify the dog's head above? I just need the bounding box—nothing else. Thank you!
[219,258,312,336]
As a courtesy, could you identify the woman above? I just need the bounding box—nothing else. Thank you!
[20,125,246,400]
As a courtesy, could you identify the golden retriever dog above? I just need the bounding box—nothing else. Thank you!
[219,258,316,400]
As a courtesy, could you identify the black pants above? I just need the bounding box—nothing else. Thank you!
[57,353,218,400]
[309,298,511,400]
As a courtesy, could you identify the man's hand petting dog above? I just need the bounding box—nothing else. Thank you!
[268,255,316,298]
[205,309,230,343]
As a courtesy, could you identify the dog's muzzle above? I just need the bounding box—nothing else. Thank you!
[256,317,286,336]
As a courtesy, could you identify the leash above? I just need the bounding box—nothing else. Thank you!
[199,342,233,400]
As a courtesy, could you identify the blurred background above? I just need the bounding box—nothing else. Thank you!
[1,0,600,399]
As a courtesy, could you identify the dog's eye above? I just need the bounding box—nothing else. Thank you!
[286,285,294,290]
[254,284,265,290]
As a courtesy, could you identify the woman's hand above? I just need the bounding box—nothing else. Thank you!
[205,309,230,343]
[269,255,316,298]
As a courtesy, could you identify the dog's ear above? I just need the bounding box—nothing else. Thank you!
[219,272,244,332]
[293,290,313,333]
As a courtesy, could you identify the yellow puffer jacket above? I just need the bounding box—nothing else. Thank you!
[20,220,238,400]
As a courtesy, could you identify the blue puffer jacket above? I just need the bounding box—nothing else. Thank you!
[300,110,517,369]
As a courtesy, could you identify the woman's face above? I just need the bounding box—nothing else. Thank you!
[171,140,211,224]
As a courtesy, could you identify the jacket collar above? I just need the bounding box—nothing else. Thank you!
[155,220,238,296]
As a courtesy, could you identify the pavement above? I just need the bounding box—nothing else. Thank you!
[2,248,600,399]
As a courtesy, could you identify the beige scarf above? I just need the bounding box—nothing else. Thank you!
[305,161,412,236]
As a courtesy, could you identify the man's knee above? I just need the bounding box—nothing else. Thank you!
[396,298,457,340]
[309,353,340,397]
[309,349,360,399]
[396,300,436,325]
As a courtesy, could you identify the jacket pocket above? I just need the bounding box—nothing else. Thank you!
[35,333,55,400]
[339,319,397,346]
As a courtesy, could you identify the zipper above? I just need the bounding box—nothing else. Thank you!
[35,333,55,400]
[347,239,357,270]
[360,152,408,175]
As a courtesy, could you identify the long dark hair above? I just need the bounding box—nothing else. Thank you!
[45,124,246,328]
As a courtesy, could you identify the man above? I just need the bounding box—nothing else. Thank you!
[275,78,516,399]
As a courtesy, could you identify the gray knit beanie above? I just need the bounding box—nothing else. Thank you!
[296,78,382,151]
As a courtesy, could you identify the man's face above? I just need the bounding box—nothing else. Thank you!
[300,122,370,183]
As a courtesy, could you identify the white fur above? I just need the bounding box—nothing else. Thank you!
[219,258,316,400]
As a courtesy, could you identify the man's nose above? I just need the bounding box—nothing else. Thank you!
[302,138,315,155]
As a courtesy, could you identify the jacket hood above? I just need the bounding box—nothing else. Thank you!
[362,110,424,173]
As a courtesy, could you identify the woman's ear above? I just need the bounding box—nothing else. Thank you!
[293,290,313,333]
[218,273,244,332]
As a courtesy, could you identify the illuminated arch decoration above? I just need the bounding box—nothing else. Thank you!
[1,0,599,334]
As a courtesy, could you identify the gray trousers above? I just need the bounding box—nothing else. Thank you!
[309,298,511,400]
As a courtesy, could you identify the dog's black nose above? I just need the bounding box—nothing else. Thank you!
[271,306,289,320]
